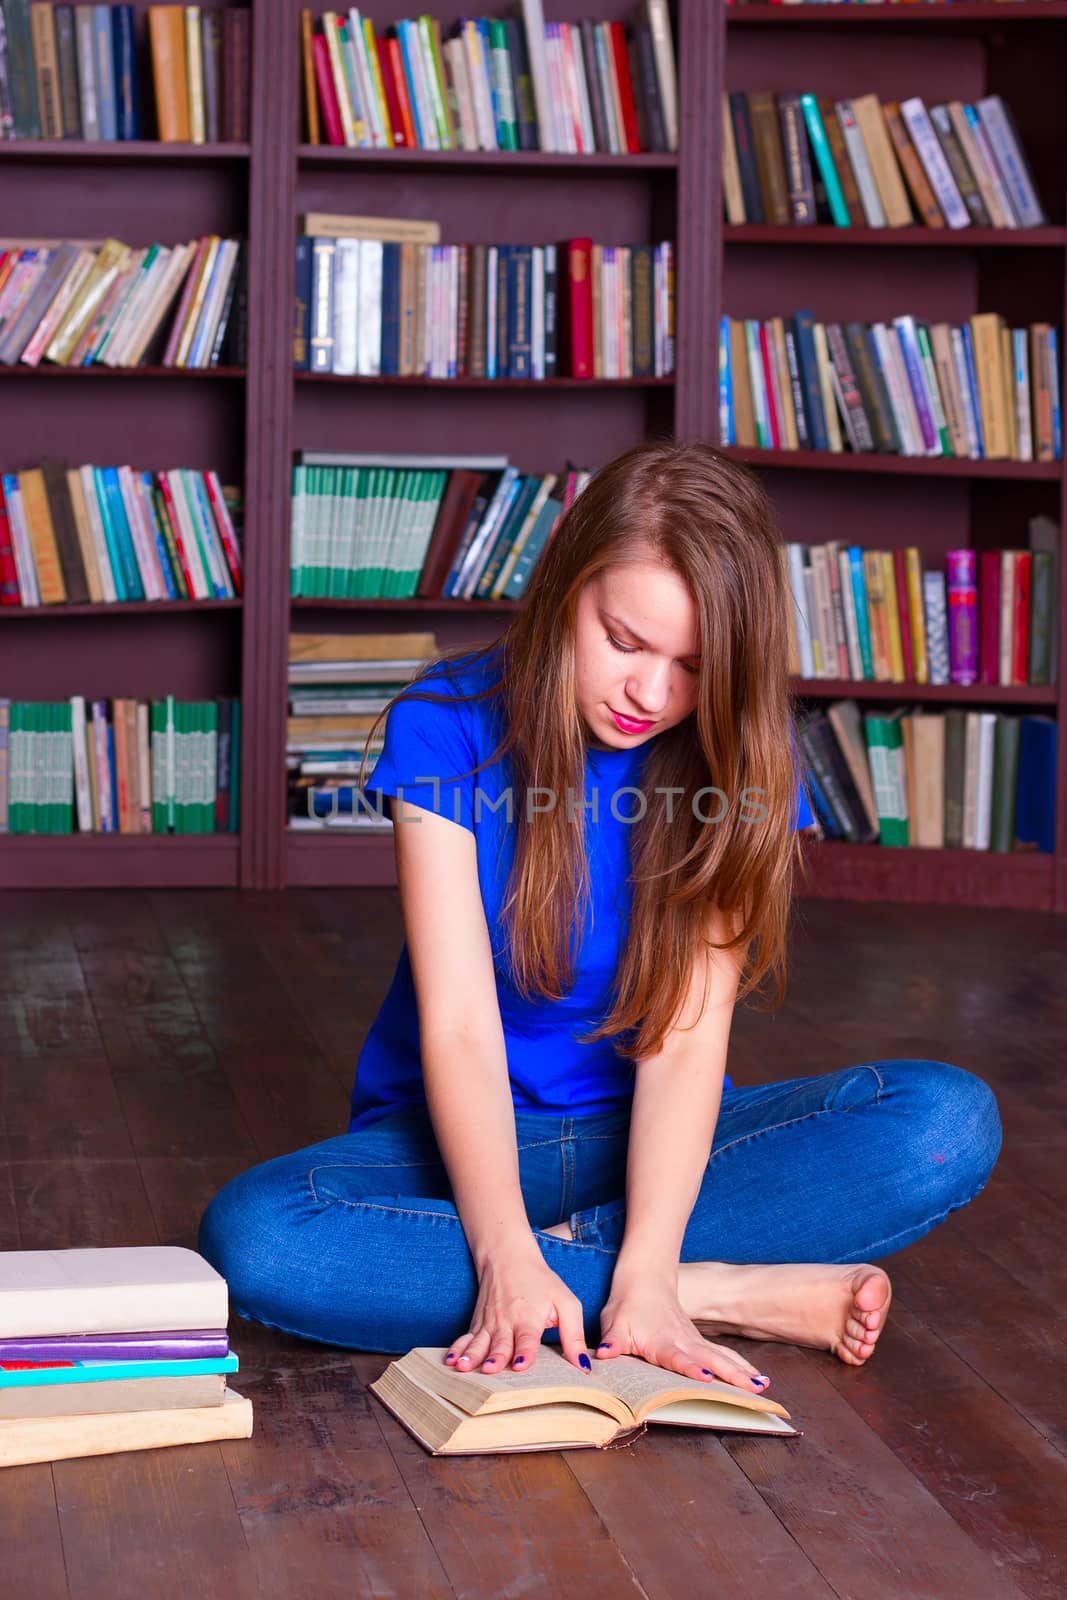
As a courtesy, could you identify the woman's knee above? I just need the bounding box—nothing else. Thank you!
[198,1153,315,1314]
[880,1058,1002,1204]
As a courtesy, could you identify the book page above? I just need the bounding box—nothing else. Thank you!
[580,1353,790,1422]
[407,1346,632,1426]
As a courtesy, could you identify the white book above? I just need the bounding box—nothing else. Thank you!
[446,38,477,151]
[836,102,886,228]
[2,477,41,606]
[348,10,385,149]
[162,469,209,599]
[103,247,172,367]
[812,323,843,452]
[531,246,545,379]
[976,95,1046,227]
[407,18,440,150]
[116,465,164,598]
[137,700,151,830]
[900,98,970,229]
[950,326,980,457]
[569,23,596,154]
[873,323,921,455]
[999,550,1016,687]
[0,1245,228,1337]
[520,0,555,151]
[358,238,383,376]
[1012,327,1032,461]
[974,710,997,850]
[786,543,816,680]
[461,20,496,151]
[332,238,360,375]
[645,0,678,152]
[131,240,198,368]
[74,6,99,139]
[68,695,92,832]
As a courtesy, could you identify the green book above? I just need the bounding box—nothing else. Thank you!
[488,20,518,150]
[165,694,177,834]
[989,714,1020,854]
[57,700,74,834]
[290,464,307,597]
[943,709,966,848]
[92,468,129,602]
[204,700,218,832]
[799,95,851,228]
[915,325,951,456]
[380,468,414,598]
[503,495,562,600]
[418,16,452,148]
[150,701,164,833]
[1028,550,1054,686]
[862,709,909,847]
[346,467,369,597]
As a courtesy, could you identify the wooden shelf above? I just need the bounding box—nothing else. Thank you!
[286,830,396,888]
[293,373,674,388]
[0,834,240,890]
[297,145,677,171]
[724,225,1066,248]
[790,678,1058,706]
[725,446,1062,480]
[0,600,241,619]
[796,838,1054,912]
[290,597,519,612]
[0,140,250,161]
[728,2,1067,25]
[0,365,246,380]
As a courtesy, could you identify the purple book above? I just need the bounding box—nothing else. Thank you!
[0,1330,230,1362]
[946,549,978,686]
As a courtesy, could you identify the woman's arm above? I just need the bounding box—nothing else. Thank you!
[393,796,535,1268]
[612,904,747,1277]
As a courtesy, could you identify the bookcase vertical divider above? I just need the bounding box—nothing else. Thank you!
[1056,169,1067,911]
[674,0,724,445]
[242,0,299,890]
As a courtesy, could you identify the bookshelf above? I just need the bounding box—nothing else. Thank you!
[2,0,1066,915]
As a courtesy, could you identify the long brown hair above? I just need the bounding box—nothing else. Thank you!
[362,440,809,1063]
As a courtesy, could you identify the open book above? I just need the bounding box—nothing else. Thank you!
[369,1344,798,1455]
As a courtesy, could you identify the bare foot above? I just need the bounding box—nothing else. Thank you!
[679,1261,892,1367]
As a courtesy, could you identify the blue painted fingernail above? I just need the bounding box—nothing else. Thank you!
[751,1376,769,1387]
[514,1356,525,1366]
[445,1353,456,1362]
[598,1342,611,1349]
[484,1358,496,1366]
[579,1353,591,1371]
[701,1368,713,1376]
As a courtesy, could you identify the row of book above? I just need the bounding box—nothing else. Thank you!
[0,1247,252,1470]
[724,90,1045,230]
[0,462,243,606]
[0,694,241,834]
[290,451,591,601]
[301,2,677,154]
[298,222,675,380]
[719,312,1062,461]
[0,3,250,142]
[286,630,431,831]
[797,700,1056,855]
[784,524,1060,691]
[0,235,247,369]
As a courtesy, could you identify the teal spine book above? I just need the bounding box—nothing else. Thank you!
[799,95,851,228]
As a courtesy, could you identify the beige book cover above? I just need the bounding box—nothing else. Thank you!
[721,95,745,223]
[65,469,103,603]
[909,711,946,849]
[0,1371,225,1423]
[970,312,1010,458]
[0,1246,228,1338]
[289,631,437,664]
[300,214,442,245]
[370,1345,795,1456]
[0,1388,252,1469]
[850,95,912,227]
[16,467,66,604]
[826,700,880,835]
[185,5,205,143]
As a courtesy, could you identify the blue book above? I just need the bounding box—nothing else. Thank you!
[380,242,401,375]
[506,245,533,379]
[293,236,312,370]
[0,1354,238,1388]
[1048,329,1062,459]
[503,494,562,600]
[92,5,116,140]
[1015,715,1056,853]
[106,715,118,832]
[719,314,733,443]
[140,471,178,599]
[98,467,142,599]
[793,312,828,451]
[799,760,845,840]
[959,325,986,458]
[110,5,138,139]
[187,246,228,367]
[188,472,229,597]
[847,546,875,680]
[395,22,425,147]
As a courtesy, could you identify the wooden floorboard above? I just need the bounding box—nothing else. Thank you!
[0,889,1063,1599]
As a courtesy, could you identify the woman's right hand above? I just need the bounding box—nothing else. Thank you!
[444,1245,590,1376]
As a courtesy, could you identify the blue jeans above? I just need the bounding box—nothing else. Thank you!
[198,1059,1001,1354]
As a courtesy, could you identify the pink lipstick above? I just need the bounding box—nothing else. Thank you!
[611,709,654,735]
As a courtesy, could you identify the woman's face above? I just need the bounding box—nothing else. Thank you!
[574,560,702,752]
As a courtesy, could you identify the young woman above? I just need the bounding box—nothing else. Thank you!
[199,441,1001,1396]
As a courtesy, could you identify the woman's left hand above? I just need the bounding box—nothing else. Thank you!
[596,1267,771,1394]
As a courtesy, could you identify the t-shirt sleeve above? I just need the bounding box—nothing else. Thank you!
[364,682,479,834]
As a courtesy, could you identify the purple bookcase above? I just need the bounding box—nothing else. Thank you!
[2,0,1066,912]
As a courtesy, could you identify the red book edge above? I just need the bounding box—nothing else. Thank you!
[757,323,781,450]
[385,35,418,149]
[1012,550,1032,685]
[157,470,197,601]
[376,33,408,148]
[566,238,594,379]
[892,547,915,681]
[311,33,345,147]
[608,21,641,154]
[0,483,20,605]
[978,548,1000,686]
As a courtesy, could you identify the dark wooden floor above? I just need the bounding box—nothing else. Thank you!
[0,888,1064,1600]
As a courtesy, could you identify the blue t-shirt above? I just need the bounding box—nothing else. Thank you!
[349,650,814,1131]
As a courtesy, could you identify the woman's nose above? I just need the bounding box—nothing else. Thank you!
[626,664,672,716]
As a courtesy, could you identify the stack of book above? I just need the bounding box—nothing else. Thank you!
[721,311,1061,461]
[0,460,243,607]
[784,521,1060,689]
[289,449,590,601]
[297,215,675,380]
[724,90,1045,230]
[0,235,247,370]
[0,694,241,835]
[147,4,251,142]
[0,1246,252,1469]
[796,699,1056,855]
[287,630,436,831]
[300,2,678,154]
[0,2,250,142]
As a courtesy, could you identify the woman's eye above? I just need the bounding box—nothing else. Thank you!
[681,662,700,677]
[607,635,638,655]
